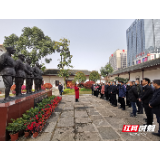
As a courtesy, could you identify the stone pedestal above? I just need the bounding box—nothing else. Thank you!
[0,90,52,141]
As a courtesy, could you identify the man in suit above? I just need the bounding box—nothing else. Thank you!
[105,82,109,100]
[108,82,113,104]
[119,81,126,110]
[135,80,143,114]
[149,79,160,137]
[128,81,139,117]
[139,78,153,125]
[126,82,131,107]
[110,81,117,107]
[107,82,110,101]
[117,82,121,103]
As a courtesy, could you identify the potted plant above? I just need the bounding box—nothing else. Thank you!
[27,122,40,138]
[6,122,21,141]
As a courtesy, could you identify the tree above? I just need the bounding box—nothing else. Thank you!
[100,63,113,77]
[3,26,55,66]
[74,71,86,83]
[54,38,73,88]
[115,77,129,83]
[89,71,100,82]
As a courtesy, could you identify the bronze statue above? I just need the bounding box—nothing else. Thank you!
[0,47,16,101]
[33,62,41,92]
[24,57,34,94]
[15,54,26,97]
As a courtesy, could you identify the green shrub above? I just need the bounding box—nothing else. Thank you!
[63,89,74,94]
[80,88,91,91]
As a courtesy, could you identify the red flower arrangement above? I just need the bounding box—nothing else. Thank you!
[43,83,53,89]
[27,122,40,133]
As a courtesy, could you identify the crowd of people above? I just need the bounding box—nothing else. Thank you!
[91,78,160,137]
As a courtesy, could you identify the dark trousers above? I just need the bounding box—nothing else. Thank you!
[136,100,143,113]
[105,92,108,100]
[94,91,96,96]
[131,102,137,116]
[59,90,62,96]
[155,114,160,134]
[95,91,98,97]
[120,97,125,109]
[100,93,104,98]
[111,94,117,106]
[143,103,153,125]
[118,95,120,103]
[126,94,131,107]
[108,94,111,102]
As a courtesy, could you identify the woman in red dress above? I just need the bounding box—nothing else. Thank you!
[74,83,80,102]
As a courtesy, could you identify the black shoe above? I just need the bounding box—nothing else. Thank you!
[143,118,147,122]
[152,133,160,137]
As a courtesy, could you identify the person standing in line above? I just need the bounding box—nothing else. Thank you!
[75,83,80,102]
[119,81,126,110]
[95,83,99,97]
[108,81,113,104]
[117,82,121,103]
[135,80,143,114]
[98,83,101,98]
[105,82,109,100]
[111,81,117,107]
[58,82,63,96]
[139,78,153,125]
[101,83,105,99]
[126,82,131,107]
[93,83,96,96]
[149,79,160,137]
[107,82,110,101]
[91,82,94,95]
[128,81,139,117]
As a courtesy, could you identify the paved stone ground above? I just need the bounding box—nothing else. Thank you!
[18,95,160,141]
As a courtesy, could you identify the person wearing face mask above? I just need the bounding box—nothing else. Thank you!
[119,81,126,110]
[126,82,131,108]
[135,80,143,114]
[149,79,160,137]
[111,81,117,107]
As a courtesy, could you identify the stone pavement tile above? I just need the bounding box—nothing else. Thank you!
[63,104,74,111]
[28,133,52,141]
[76,132,101,141]
[47,112,60,123]
[86,108,101,116]
[76,123,97,132]
[54,104,65,112]
[51,127,75,141]
[61,111,74,118]
[145,132,160,141]
[90,115,104,121]
[74,104,84,108]
[75,117,92,123]
[75,110,88,118]
[57,117,74,127]
[105,117,128,131]
[97,109,115,117]
[43,122,57,133]
[97,127,120,140]
[93,118,110,128]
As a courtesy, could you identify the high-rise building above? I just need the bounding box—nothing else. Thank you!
[109,49,127,71]
[126,19,160,67]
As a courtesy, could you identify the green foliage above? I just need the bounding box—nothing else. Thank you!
[74,71,86,83]
[89,71,100,82]
[114,77,129,83]
[63,89,74,94]
[100,63,113,77]
[3,26,55,66]
[80,88,91,91]
[54,38,73,88]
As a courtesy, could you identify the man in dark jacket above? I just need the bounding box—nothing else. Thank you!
[105,82,109,100]
[58,82,63,96]
[108,82,113,103]
[128,81,139,117]
[149,79,160,137]
[111,81,117,107]
[117,82,121,103]
[107,82,110,101]
[91,83,94,95]
[135,80,143,114]
[126,82,131,107]
[139,78,153,125]
[119,81,126,110]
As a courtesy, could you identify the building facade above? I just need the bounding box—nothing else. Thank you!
[109,49,127,71]
[126,19,160,67]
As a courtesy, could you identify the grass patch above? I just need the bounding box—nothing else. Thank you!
[63,88,91,95]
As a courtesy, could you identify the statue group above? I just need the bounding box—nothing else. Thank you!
[0,47,43,102]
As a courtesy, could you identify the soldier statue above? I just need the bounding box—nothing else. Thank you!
[0,47,16,101]
[24,57,34,94]
[38,64,43,91]
[33,62,41,92]
[15,54,29,97]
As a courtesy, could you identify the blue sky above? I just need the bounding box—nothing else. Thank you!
[0,19,134,72]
